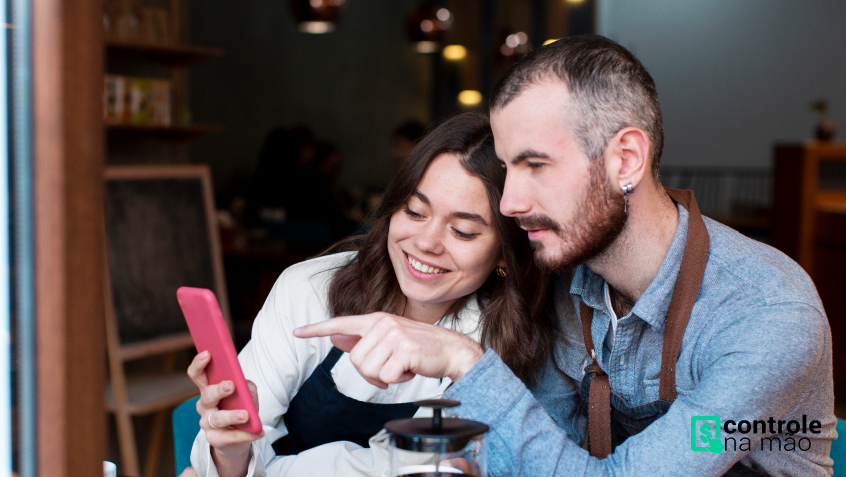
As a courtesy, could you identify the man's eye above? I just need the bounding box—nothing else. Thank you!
[404,207,424,219]
[452,228,480,240]
[528,162,545,170]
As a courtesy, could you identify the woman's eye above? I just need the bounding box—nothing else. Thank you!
[452,228,480,240]
[404,207,425,219]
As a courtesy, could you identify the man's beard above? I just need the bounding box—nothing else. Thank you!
[517,160,628,273]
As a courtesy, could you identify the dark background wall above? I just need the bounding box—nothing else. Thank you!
[189,0,432,194]
[188,0,846,192]
[598,0,846,169]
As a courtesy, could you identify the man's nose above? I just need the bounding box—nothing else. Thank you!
[500,172,532,217]
[413,221,445,255]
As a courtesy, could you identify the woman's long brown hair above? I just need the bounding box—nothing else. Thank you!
[324,112,554,385]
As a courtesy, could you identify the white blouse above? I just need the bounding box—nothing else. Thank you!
[191,252,484,477]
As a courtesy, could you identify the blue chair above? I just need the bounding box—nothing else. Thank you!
[832,418,846,476]
[173,396,201,476]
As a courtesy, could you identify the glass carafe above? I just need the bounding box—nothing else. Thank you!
[385,399,488,477]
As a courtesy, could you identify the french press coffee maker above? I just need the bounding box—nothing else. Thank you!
[385,399,488,477]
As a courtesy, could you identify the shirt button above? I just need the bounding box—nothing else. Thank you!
[620,356,626,365]
[385,384,395,394]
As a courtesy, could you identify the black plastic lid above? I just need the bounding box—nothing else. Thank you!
[385,399,489,452]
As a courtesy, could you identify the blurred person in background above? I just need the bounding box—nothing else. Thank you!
[391,119,426,166]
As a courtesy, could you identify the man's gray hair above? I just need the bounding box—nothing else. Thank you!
[490,35,664,180]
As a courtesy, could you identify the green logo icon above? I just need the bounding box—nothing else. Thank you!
[691,416,723,454]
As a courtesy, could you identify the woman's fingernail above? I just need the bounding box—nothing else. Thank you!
[237,411,247,420]
[222,381,232,392]
[199,350,209,359]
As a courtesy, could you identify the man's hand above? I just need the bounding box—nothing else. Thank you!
[293,312,484,388]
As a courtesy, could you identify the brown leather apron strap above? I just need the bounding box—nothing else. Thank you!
[580,301,612,459]
[660,189,710,401]
[578,188,710,459]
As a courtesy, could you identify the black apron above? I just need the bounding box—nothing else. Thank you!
[579,189,769,476]
[272,346,419,455]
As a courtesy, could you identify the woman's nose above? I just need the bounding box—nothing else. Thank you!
[413,222,445,255]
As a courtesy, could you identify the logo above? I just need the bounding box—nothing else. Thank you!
[691,415,821,453]
[691,416,723,454]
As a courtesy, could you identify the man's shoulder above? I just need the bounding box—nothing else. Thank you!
[701,217,822,311]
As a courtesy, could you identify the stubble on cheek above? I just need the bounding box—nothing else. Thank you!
[529,161,627,272]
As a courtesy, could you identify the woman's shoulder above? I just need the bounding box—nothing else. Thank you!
[275,251,357,297]
[282,251,357,278]
[445,294,484,343]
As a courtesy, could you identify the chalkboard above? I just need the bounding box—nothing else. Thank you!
[104,165,228,346]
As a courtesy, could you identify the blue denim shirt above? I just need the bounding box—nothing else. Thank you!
[446,204,836,476]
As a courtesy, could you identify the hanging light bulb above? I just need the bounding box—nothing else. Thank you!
[442,44,467,61]
[407,2,453,53]
[494,28,531,67]
[499,31,530,57]
[458,90,483,107]
[290,0,345,34]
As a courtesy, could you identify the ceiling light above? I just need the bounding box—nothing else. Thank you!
[299,21,334,34]
[415,41,439,53]
[291,0,343,34]
[442,45,467,61]
[408,2,453,53]
[458,90,483,107]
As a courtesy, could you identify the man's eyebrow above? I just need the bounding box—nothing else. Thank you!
[452,211,488,226]
[511,149,551,165]
[412,190,430,205]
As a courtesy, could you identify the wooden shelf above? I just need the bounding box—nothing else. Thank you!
[119,332,195,361]
[105,40,224,67]
[106,123,224,140]
[106,373,199,415]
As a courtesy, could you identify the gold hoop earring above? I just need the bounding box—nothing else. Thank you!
[496,266,506,278]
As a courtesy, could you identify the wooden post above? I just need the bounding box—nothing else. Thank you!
[33,0,106,476]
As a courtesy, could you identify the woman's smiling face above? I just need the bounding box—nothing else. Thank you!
[387,153,503,315]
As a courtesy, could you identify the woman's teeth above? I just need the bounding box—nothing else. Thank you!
[407,255,446,274]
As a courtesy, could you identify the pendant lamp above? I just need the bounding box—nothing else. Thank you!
[494,29,531,67]
[407,2,452,53]
[291,0,345,34]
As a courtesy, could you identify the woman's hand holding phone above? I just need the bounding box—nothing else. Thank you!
[188,350,264,477]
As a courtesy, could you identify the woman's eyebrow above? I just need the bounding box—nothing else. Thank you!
[413,190,430,205]
[415,190,488,225]
[452,211,488,226]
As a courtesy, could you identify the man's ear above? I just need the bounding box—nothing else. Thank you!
[606,127,650,190]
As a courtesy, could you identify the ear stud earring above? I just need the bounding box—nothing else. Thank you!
[622,182,633,213]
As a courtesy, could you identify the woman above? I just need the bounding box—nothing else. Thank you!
[187,112,553,477]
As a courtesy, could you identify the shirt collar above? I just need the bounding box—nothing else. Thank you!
[570,203,689,332]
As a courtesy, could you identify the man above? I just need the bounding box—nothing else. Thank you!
[296,35,835,476]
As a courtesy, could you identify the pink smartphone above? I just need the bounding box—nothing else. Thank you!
[177,286,262,434]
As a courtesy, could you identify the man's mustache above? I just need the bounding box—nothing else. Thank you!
[516,215,560,234]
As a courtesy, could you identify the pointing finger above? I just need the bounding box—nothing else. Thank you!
[294,314,381,339]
